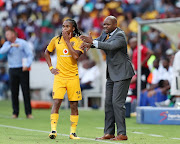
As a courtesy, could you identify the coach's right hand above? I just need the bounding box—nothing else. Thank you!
[11,43,19,47]
[50,68,60,75]
[80,42,91,51]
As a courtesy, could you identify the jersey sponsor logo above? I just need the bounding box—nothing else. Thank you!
[63,49,68,54]
[60,55,72,57]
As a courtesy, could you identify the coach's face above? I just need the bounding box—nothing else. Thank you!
[5,30,15,42]
[103,18,117,34]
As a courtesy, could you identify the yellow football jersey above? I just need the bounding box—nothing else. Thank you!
[47,36,84,79]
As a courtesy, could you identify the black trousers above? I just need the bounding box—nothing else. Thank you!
[9,68,32,116]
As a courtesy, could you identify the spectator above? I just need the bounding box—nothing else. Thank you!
[140,80,170,106]
[158,57,173,84]
[79,60,100,91]
[129,37,152,90]
[170,42,180,107]
[149,58,160,86]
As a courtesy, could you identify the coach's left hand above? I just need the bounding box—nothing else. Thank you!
[22,67,29,71]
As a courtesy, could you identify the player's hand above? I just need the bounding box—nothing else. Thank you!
[62,31,71,42]
[51,68,60,75]
[22,67,29,71]
[11,43,19,47]
[80,42,91,51]
[80,32,93,44]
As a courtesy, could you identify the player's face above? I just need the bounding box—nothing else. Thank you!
[162,59,169,69]
[5,31,15,42]
[129,40,137,50]
[62,21,75,35]
[103,18,116,34]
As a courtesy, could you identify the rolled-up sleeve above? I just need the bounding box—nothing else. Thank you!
[0,42,11,54]
[23,41,34,67]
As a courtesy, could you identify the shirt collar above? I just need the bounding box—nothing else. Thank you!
[15,38,19,42]
[109,28,117,36]
[9,38,18,43]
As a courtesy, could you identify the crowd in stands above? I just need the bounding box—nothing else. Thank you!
[0,0,180,61]
[0,0,180,108]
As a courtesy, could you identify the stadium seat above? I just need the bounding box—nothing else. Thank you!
[82,76,102,109]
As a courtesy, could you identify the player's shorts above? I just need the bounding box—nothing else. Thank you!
[52,77,82,101]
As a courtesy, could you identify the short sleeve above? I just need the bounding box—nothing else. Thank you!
[73,38,84,54]
[142,45,148,55]
[47,36,58,52]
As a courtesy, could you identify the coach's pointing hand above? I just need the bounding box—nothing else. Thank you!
[80,32,93,44]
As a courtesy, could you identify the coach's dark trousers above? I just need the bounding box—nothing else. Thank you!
[9,68,32,116]
[104,77,131,135]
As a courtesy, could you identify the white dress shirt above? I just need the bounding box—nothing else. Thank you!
[93,28,118,48]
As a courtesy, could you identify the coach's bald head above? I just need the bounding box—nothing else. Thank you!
[105,16,117,24]
[103,16,117,34]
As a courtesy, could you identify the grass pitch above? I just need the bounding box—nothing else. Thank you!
[0,100,179,144]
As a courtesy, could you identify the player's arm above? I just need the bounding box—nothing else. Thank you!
[44,49,59,75]
[63,31,82,60]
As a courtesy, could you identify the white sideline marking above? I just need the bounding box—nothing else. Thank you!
[132,132,144,134]
[127,127,149,129]
[172,138,180,140]
[148,134,164,137]
[96,127,104,129]
[132,131,180,140]
[0,124,121,144]
[0,114,24,120]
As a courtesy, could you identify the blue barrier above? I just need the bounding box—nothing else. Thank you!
[136,107,180,125]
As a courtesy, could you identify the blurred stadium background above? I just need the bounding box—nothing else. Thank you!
[0,0,180,143]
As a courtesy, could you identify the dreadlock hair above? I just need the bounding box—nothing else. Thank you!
[57,19,81,44]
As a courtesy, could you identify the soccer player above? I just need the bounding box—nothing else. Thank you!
[44,19,84,140]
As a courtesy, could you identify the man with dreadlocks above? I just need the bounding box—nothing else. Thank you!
[44,19,84,140]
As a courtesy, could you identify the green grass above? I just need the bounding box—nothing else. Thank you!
[0,100,179,144]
